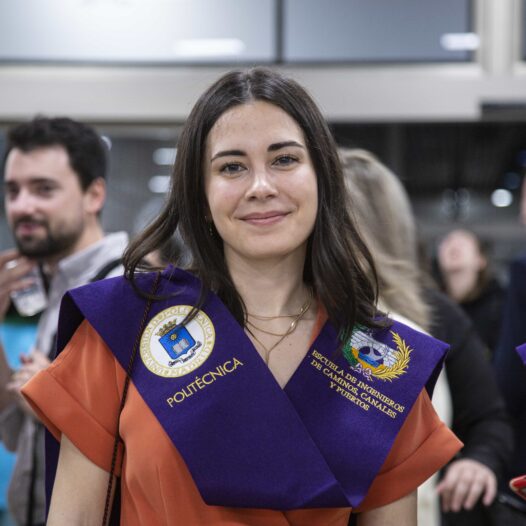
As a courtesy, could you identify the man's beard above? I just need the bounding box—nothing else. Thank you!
[14,217,83,260]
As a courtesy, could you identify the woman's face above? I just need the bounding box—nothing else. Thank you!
[437,229,486,273]
[204,101,318,265]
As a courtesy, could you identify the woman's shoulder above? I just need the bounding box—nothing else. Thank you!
[69,269,162,298]
[384,311,429,336]
[57,271,163,342]
[362,311,445,354]
[383,313,448,362]
[59,267,199,340]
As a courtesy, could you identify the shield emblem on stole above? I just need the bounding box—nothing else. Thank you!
[159,325,198,360]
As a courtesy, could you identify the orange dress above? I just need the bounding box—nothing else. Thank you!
[23,317,461,526]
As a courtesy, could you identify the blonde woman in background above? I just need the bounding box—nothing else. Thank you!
[341,149,515,526]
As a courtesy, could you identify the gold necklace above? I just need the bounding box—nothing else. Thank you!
[246,318,298,337]
[246,288,313,364]
[246,288,313,321]
[248,312,300,320]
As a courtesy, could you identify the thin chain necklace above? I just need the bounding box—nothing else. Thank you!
[245,288,313,364]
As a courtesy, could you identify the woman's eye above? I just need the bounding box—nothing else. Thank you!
[273,155,298,167]
[219,162,245,175]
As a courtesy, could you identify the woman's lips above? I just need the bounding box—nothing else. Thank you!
[240,211,289,226]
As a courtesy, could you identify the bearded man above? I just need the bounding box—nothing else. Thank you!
[0,117,128,525]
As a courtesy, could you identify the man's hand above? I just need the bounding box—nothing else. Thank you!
[6,349,50,417]
[0,249,35,321]
[0,249,35,411]
[436,458,497,512]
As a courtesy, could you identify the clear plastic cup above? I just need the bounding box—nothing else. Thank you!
[6,262,47,317]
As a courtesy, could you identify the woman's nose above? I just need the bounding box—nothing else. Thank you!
[245,167,278,200]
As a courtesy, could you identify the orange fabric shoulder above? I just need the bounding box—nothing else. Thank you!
[22,319,125,473]
[356,389,462,511]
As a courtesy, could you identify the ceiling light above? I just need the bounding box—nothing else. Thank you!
[440,33,479,51]
[153,148,176,166]
[491,189,513,208]
[172,38,245,58]
[148,175,170,194]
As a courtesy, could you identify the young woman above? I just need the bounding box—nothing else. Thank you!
[436,229,505,356]
[22,68,461,525]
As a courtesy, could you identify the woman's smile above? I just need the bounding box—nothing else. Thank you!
[237,210,291,226]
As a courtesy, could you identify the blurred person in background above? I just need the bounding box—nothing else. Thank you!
[493,176,526,520]
[20,68,461,525]
[0,117,128,526]
[340,147,448,526]
[0,306,39,526]
[435,229,505,357]
[342,149,516,526]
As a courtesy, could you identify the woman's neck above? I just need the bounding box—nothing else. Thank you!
[444,269,478,303]
[225,250,310,317]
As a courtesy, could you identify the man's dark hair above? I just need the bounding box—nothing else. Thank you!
[3,116,107,189]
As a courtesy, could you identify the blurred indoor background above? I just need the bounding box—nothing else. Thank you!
[0,0,525,276]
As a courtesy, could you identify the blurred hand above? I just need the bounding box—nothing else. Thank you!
[6,349,50,417]
[436,458,497,513]
[0,249,35,321]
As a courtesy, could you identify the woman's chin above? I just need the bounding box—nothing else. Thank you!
[225,243,307,265]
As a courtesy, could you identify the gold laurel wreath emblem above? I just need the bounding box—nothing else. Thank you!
[370,331,412,381]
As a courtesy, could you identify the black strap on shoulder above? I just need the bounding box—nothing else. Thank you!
[89,258,123,283]
[102,271,161,526]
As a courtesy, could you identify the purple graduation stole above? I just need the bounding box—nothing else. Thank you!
[48,267,447,510]
[517,343,526,366]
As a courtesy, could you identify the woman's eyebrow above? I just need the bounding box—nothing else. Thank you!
[268,141,304,152]
[210,141,304,162]
[210,149,246,162]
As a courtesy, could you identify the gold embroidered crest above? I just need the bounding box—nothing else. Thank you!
[343,330,412,382]
[140,305,215,378]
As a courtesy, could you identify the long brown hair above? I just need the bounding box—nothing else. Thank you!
[124,68,380,342]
